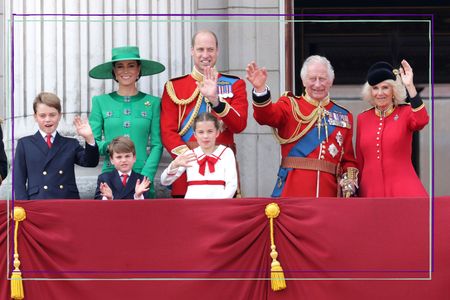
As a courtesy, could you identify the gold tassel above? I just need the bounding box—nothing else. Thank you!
[11,207,26,300]
[265,203,286,291]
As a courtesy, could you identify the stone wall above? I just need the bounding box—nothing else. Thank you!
[1,0,448,198]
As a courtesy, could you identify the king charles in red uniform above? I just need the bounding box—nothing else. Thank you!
[246,56,358,198]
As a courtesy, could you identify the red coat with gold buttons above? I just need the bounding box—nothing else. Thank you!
[253,92,357,197]
[356,104,429,197]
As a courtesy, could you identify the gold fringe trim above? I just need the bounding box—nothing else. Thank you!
[11,207,26,300]
[265,203,286,291]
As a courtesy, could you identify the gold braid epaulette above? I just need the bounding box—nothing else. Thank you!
[178,93,204,136]
[166,80,200,105]
[272,95,320,145]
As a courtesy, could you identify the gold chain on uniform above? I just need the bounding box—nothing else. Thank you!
[168,67,214,136]
[273,95,329,145]
[166,81,200,105]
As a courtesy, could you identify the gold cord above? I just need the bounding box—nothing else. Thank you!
[178,93,204,136]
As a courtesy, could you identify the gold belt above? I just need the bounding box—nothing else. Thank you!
[281,157,337,175]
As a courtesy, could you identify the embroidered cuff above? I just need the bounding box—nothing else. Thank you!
[252,89,271,107]
[210,97,227,114]
[409,94,424,110]
[214,100,231,118]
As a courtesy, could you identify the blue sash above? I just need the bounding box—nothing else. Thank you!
[180,100,207,142]
[180,75,238,142]
[271,103,348,197]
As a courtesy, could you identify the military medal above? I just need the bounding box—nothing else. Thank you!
[217,81,233,98]
[328,143,339,158]
[328,111,350,128]
[225,84,233,98]
[336,131,343,146]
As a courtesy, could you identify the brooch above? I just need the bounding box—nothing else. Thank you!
[145,101,151,107]
[328,143,339,158]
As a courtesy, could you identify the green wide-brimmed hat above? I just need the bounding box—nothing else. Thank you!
[89,46,165,79]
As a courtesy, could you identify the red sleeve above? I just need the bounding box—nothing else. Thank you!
[253,95,291,129]
[340,112,358,172]
[214,78,248,133]
[408,105,429,131]
[355,113,364,175]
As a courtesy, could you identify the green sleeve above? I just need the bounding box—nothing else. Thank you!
[140,96,163,181]
[88,96,109,156]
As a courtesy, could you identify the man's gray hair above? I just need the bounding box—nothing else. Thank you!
[300,55,335,82]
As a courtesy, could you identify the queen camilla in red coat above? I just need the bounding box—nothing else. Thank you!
[356,60,429,197]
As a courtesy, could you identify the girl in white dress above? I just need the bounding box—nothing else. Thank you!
[160,112,238,199]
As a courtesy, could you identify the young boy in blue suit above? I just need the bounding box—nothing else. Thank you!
[14,92,99,200]
[94,136,150,200]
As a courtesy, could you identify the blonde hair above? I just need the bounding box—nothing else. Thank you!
[361,76,407,107]
[33,92,62,114]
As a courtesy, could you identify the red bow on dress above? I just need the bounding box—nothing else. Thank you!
[198,156,218,176]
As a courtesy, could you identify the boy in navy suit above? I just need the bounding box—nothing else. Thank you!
[14,92,99,200]
[94,136,150,200]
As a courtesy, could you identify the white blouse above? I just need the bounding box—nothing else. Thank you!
[161,145,237,199]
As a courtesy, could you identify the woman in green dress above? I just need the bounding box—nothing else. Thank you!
[89,46,165,197]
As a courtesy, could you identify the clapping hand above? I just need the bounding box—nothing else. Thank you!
[100,182,113,200]
[197,66,219,106]
[246,61,268,92]
[74,116,95,145]
[135,177,151,198]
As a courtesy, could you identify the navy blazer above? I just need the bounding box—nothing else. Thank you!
[14,131,99,200]
[94,170,148,200]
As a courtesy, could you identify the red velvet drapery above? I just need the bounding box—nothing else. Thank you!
[1,197,448,300]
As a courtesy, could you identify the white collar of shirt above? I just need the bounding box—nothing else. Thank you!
[39,130,56,142]
[118,171,132,177]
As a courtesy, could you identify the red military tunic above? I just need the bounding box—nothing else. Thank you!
[161,68,248,197]
[253,91,357,197]
[356,104,429,197]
